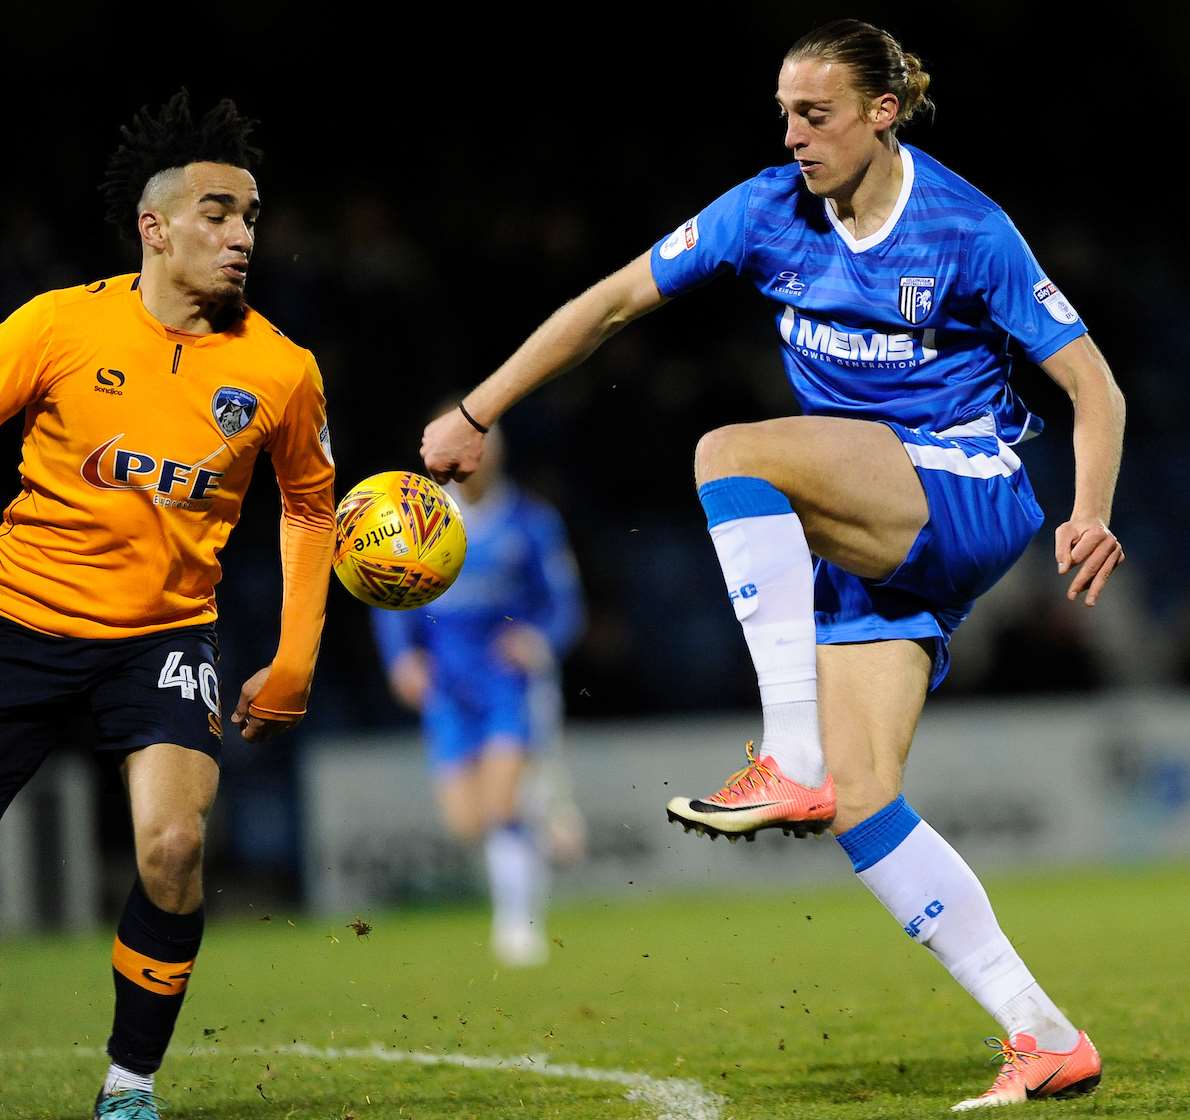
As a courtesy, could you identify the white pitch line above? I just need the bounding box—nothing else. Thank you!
[2,1042,726,1120]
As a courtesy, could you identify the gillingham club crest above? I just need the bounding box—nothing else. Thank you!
[898,276,935,325]
[212,386,258,437]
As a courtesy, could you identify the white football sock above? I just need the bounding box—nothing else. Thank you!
[484,821,545,936]
[840,798,1078,1051]
[995,982,1081,1051]
[701,478,825,787]
[760,698,827,787]
[103,1063,154,1095]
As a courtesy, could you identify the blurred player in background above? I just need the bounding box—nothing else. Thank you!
[422,19,1125,1110]
[0,92,336,1118]
[373,423,584,966]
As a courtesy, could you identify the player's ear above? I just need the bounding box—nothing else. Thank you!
[870,92,898,133]
[138,208,168,252]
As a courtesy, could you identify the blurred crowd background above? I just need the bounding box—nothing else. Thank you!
[3,3,1188,902]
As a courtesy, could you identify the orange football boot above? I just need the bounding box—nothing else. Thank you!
[950,1032,1102,1111]
[665,741,835,841]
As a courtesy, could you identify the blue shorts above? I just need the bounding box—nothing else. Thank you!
[423,675,553,772]
[0,618,223,816]
[814,419,1045,689]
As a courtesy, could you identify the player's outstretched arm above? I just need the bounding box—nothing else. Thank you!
[1040,335,1126,607]
[421,251,665,482]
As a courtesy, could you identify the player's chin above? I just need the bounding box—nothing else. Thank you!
[206,277,249,314]
[798,168,832,196]
[215,271,248,294]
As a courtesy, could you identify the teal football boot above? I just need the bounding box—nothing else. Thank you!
[93,1089,163,1119]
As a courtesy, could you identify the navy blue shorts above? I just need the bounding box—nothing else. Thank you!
[814,417,1045,689]
[0,617,222,817]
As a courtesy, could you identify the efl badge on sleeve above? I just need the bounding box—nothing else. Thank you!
[659,216,700,260]
[212,387,258,437]
[899,276,936,325]
[1032,278,1080,325]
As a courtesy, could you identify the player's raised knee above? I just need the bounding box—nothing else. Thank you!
[694,424,755,486]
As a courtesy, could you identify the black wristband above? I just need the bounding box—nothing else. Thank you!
[458,401,490,434]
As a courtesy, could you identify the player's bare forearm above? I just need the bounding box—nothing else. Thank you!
[422,252,664,482]
[1040,335,1126,606]
[466,251,665,424]
[1043,336,1125,520]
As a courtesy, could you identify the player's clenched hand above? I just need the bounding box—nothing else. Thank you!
[231,666,303,743]
[420,406,485,484]
[1055,516,1124,607]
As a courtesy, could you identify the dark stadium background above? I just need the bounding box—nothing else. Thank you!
[4,4,1187,897]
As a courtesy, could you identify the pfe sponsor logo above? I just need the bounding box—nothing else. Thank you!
[81,434,225,505]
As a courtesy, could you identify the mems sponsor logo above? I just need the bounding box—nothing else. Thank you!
[779,307,939,369]
[81,434,225,509]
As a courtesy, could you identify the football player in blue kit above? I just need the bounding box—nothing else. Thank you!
[373,424,584,966]
[420,19,1123,1108]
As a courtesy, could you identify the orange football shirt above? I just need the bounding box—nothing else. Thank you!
[0,274,336,716]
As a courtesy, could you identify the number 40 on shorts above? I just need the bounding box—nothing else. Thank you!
[157,650,220,715]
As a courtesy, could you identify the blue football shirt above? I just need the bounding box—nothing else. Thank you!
[650,144,1085,444]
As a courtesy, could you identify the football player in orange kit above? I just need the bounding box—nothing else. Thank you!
[0,91,336,1118]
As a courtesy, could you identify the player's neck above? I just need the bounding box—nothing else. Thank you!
[137,267,236,335]
[828,141,903,240]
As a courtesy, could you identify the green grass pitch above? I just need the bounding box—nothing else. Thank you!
[1,863,1187,1119]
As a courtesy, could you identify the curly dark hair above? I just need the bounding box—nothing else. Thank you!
[100,88,262,235]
